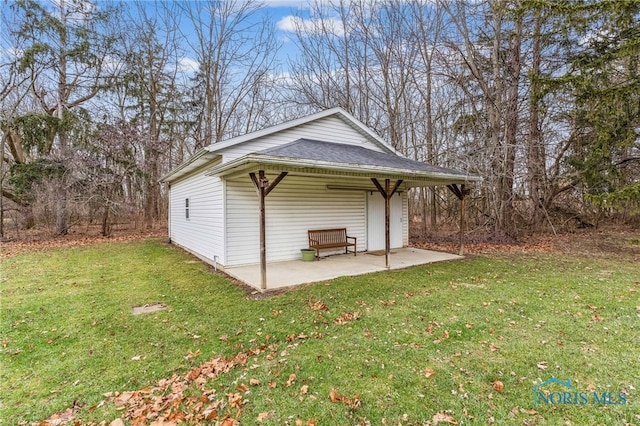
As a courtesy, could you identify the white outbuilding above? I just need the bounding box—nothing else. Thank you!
[161,108,479,290]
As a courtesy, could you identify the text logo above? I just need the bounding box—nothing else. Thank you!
[532,378,627,407]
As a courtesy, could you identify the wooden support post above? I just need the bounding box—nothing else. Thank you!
[446,184,470,256]
[249,170,287,290]
[371,178,403,269]
[385,179,390,268]
[459,192,465,256]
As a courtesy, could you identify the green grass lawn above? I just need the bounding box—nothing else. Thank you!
[1,238,638,425]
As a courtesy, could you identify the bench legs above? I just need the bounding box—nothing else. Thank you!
[311,246,356,260]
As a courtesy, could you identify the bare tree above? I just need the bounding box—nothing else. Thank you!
[181,0,280,145]
[3,0,120,235]
[405,2,446,231]
[442,0,524,235]
[116,1,185,229]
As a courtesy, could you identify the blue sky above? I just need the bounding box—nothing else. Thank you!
[1,0,335,72]
[141,0,336,68]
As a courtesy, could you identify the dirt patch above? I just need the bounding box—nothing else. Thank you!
[550,226,640,260]
[412,224,640,261]
[132,303,168,315]
[0,230,167,257]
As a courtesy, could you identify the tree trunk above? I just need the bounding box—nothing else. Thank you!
[499,11,522,235]
[527,10,546,230]
[55,0,69,236]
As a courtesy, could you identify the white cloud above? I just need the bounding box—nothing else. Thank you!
[277,15,344,36]
[261,0,313,7]
[49,0,96,24]
[177,57,200,74]
[262,0,391,7]
[0,47,23,60]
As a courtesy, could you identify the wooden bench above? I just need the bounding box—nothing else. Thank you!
[308,228,357,260]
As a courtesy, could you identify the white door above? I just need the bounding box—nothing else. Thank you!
[367,191,402,251]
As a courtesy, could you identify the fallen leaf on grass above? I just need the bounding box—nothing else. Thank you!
[300,384,309,394]
[227,392,244,408]
[334,312,360,325]
[536,361,548,370]
[287,333,309,342]
[220,417,239,426]
[492,380,504,393]
[586,383,596,391]
[284,373,297,387]
[309,301,329,311]
[184,350,201,360]
[250,378,260,386]
[329,388,361,409]
[256,411,272,422]
[432,411,457,424]
[37,407,79,425]
[114,391,135,405]
[425,368,435,378]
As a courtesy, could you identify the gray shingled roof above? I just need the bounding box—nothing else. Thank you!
[258,139,468,177]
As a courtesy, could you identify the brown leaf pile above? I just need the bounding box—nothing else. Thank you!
[308,300,329,311]
[329,388,361,410]
[333,312,360,325]
[36,345,270,426]
[110,347,271,425]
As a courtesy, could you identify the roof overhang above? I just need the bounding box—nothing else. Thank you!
[160,149,221,184]
[205,154,481,187]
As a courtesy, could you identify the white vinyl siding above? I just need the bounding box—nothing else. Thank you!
[221,116,386,162]
[169,172,225,265]
[225,175,367,267]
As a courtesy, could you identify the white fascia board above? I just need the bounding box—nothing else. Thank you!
[160,149,219,183]
[206,154,482,185]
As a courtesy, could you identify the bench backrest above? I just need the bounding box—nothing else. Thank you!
[308,228,348,245]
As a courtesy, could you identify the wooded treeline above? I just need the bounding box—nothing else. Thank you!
[1,0,638,239]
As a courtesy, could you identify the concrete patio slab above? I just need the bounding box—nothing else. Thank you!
[223,247,463,291]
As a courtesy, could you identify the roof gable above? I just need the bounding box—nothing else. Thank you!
[162,107,396,183]
[206,107,396,155]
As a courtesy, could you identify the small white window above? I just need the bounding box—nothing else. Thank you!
[185,198,190,220]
